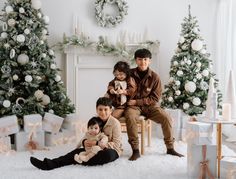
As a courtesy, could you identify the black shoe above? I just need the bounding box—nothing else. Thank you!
[129,149,141,161]
[30,157,50,170]
[167,148,184,157]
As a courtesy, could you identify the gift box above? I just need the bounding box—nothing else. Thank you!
[187,144,217,178]
[165,108,182,129]
[62,129,77,145]
[0,115,19,137]
[186,121,216,145]
[181,113,190,129]
[221,157,236,179]
[62,113,80,131]
[43,113,64,133]
[156,124,182,141]
[45,132,64,146]
[23,114,42,133]
[14,130,45,151]
[0,136,11,153]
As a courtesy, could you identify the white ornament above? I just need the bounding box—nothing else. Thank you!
[185,81,197,93]
[1,32,8,39]
[48,109,54,114]
[34,90,44,99]
[50,64,56,69]
[178,36,185,44]
[175,47,181,53]
[25,75,33,82]
[41,95,50,105]
[41,53,47,58]
[175,80,181,86]
[48,49,54,56]
[169,77,174,83]
[202,69,209,77]
[175,90,181,96]
[4,43,10,49]
[43,15,50,24]
[196,73,202,79]
[31,0,42,10]
[13,74,18,80]
[17,54,29,65]
[183,57,188,62]
[19,7,25,13]
[36,76,42,80]
[192,97,201,106]
[37,13,42,18]
[200,81,209,90]
[196,62,201,68]
[180,61,185,65]
[16,34,25,43]
[2,22,7,31]
[8,19,16,27]
[177,70,183,76]
[173,61,178,66]
[3,100,11,108]
[24,29,30,34]
[40,40,44,45]
[5,6,13,14]
[54,75,61,82]
[42,29,47,35]
[183,103,190,109]
[191,39,203,51]
[168,97,173,102]
[10,49,16,59]
[187,60,192,65]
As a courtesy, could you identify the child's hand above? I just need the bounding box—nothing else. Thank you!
[84,140,96,147]
[110,89,117,94]
[98,141,107,149]
[117,89,127,95]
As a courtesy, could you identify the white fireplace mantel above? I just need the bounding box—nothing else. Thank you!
[64,45,159,120]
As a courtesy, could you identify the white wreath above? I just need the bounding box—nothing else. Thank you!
[95,0,128,28]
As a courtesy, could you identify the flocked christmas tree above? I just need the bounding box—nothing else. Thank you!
[0,0,75,119]
[161,5,221,116]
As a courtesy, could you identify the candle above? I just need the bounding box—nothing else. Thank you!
[222,103,231,121]
[73,13,78,35]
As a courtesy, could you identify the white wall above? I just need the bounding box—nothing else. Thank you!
[0,0,218,91]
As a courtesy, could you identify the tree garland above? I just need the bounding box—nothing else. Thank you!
[95,0,128,27]
[53,34,160,63]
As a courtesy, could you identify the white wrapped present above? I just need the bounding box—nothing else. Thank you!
[45,132,64,146]
[181,113,190,129]
[0,115,19,137]
[23,114,42,134]
[0,136,11,153]
[186,121,216,145]
[43,113,64,133]
[62,129,77,145]
[165,108,182,129]
[181,128,187,142]
[187,144,217,178]
[62,113,80,131]
[221,157,236,179]
[14,130,45,151]
[156,124,182,141]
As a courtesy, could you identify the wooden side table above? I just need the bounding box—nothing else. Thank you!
[200,120,236,178]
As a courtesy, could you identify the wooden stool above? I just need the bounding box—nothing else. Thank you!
[119,116,152,155]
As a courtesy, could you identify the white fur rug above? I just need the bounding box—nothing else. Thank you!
[0,135,235,179]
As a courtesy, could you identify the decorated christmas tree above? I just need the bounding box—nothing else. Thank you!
[161,5,221,116]
[0,0,75,119]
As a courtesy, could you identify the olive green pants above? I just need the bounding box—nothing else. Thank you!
[124,106,174,150]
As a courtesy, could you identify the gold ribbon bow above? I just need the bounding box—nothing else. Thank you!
[26,122,42,139]
[199,145,214,179]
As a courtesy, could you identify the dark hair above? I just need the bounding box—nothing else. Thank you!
[134,48,152,59]
[113,61,130,78]
[87,116,103,130]
[96,97,113,108]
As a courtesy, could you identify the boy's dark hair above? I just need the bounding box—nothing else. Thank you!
[87,116,103,130]
[134,48,152,59]
[113,61,130,78]
[96,97,113,108]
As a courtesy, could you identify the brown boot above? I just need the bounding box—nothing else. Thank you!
[167,148,184,157]
[129,149,141,161]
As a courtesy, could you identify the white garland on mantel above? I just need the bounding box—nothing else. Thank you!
[53,34,160,63]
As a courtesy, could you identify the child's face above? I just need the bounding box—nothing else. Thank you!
[96,105,112,122]
[135,57,151,71]
[114,70,127,81]
[88,123,100,136]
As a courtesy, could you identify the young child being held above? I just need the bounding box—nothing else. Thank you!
[106,61,136,119]
[74,117,108,163]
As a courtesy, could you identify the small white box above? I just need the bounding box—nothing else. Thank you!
[0,115,19,137]
[156,124,182,141]
[0,136,11,153]
[220,157,236,179]
[181,113,190,129]
[165,108,182,129]
[186,121,216,145]
[23,114,42,133]
[43,113,64,133]
[45,132,64,146]
[62,113,80,131]
[187,144,217,178]
[15,131,45,151]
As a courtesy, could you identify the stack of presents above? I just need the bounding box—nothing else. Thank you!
[0,112,83,153]
[157,108,236,179]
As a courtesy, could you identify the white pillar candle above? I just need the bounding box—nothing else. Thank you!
[73,13,78,35]
[222,103,231,121]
